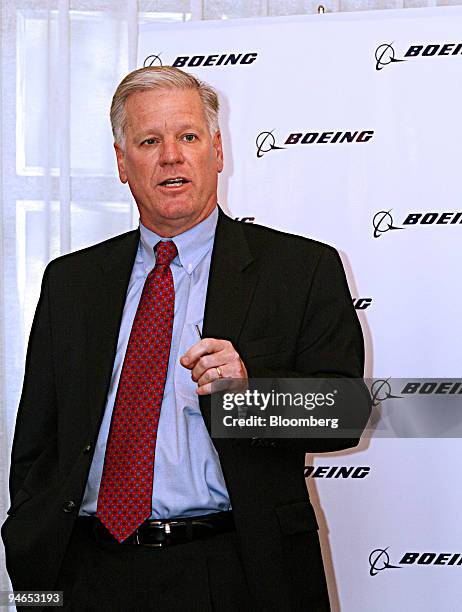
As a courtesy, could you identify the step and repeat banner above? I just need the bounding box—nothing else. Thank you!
[139,8,462,611]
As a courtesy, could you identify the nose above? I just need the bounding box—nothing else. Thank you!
[159,139,184,166]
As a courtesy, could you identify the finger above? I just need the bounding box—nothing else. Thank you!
[196,365,224,388]
[196,381,213,396]
[196,375,243,396]
[194,347,249,383]
[179,339,202,369]
[180,338,230,370]
[191,351,229,382]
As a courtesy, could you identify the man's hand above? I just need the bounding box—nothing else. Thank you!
[180,338,248,395]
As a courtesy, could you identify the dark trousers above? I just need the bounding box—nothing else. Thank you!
[55,518,252,612]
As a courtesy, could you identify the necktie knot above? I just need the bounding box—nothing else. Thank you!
[155,241,177,266]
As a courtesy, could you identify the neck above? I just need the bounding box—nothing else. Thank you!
[140,205,218,238]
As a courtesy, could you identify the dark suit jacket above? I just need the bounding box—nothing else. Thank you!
[2,210,369,610]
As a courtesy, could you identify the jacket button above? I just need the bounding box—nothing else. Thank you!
[62,500,76,513]
[83,444,92,454]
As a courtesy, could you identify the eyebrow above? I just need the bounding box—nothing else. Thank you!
[133,123,203,141]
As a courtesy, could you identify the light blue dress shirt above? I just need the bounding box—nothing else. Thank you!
[80,206,231,518]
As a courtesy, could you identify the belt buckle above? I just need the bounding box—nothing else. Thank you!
[135,520,179,547]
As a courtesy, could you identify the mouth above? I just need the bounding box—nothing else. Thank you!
[158,177,190,188]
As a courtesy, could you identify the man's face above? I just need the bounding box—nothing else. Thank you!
[115,87,223,237]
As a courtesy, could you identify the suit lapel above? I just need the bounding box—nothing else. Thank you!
[200,211,259,429]
[86,230,140,433]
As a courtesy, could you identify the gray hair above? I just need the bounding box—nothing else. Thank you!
[110,66,220,149]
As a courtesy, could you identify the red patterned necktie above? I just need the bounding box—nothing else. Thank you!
[96,240,177,542]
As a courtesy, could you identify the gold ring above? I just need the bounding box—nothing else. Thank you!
[216,366,223,379]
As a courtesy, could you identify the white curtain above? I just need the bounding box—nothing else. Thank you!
[0,0,140,593]
[1,0,461,596]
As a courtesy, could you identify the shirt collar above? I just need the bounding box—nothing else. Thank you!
[139,206,218,276]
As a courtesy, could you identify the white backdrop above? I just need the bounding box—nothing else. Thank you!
[139,8,462,611]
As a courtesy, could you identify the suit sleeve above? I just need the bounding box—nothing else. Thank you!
[245,247,370,452]
[295,247,364,378]
[9,265,57,502]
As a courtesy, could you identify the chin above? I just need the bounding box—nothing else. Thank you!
[160,201,197,220]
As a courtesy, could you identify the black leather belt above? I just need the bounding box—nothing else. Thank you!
[77,512,235,548]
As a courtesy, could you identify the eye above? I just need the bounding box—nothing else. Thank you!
[142,138,158,145]
[182,134,197,142]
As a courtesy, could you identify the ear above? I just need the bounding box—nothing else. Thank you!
[114,143,128,183]
[213,130,224,174]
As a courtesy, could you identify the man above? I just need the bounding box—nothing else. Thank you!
[2,66,369,611]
